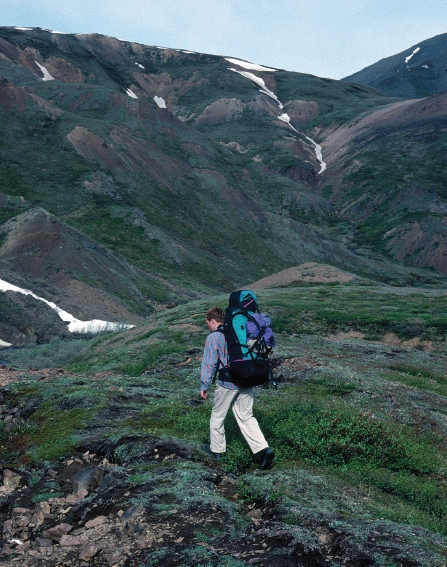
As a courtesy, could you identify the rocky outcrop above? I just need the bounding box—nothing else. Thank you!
[0,434,445,566]
[43,57,85,83]
[194,98,246,126]
[384,217,447,274]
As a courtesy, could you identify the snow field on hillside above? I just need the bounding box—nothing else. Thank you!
[0,278,133,346]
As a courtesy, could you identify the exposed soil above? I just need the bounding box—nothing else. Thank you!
[249,262,356,289]
[0,365,76,389]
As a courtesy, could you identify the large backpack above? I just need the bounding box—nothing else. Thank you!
[221,290,277,389]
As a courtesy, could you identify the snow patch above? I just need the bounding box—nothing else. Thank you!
[15,27,33,31]
[0,278,133,336]
[278,113,298,131]
[0,339,12,348]
[126,88,138,99]
[41,29,69,35]
[229,68,326,174]
[422,65,429,69]
[279,113,326,172]
[136,63,145,69]
[34,61,54,81]
[228,68,283,108]
[305,136,326,174]
[405,47,420,64]
[154,96,166,108]
[225,58,276,72]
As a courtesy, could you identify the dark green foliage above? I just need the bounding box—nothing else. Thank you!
[164,385,447,532]
[309,376,357,395]
[263,402,437,473]
[2,336,97,368]
[123,344,185,377]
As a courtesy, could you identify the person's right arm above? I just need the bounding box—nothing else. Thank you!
[199,334,218,397]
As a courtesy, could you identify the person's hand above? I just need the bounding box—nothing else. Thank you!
[200,390,208,400]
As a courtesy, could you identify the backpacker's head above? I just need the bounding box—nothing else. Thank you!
[206,307,224,332]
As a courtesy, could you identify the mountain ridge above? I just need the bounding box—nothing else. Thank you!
[342,32,447,98]
[0,27,447,342]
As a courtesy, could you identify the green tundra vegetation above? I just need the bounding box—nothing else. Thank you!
[3,284,446,542]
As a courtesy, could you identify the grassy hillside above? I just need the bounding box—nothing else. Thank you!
[1,27,447,348]
[1,282,446,565]
[0,28,414,297]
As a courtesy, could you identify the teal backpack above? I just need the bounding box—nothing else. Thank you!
[221,290,277,389]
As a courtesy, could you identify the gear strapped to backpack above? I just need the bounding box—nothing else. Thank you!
[215,290,277,389]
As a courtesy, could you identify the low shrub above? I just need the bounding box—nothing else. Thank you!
[123,343,184,376]
[388,363,447,396]
[262,403,440,474]
[5,336,97,369]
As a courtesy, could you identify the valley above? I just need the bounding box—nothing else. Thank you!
[0,26,446,567]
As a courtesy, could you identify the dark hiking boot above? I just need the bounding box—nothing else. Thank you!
[204,444,221,461]
[258,447,274,470]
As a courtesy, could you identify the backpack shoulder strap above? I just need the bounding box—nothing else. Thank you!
[211,325,225,383]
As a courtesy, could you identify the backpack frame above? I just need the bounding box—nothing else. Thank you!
[217,290,277,389]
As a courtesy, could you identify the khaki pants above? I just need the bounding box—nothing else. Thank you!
[210,384,268,454]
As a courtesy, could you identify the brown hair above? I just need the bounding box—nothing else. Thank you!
[206,307,224,323]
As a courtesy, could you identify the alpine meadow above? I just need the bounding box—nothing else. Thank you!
[0,27,446,567]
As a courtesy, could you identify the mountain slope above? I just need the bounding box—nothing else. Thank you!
[342,33,447,98]
[0,29,396,285]
[0,26,447,338]
[0,206,158,344]
[317,92,447,275]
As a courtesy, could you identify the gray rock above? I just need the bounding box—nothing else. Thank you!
[73,465,104,494]
[42,523,73,541]
[35,537,53,547]
[98,473,116,492]
[79,543,101,561]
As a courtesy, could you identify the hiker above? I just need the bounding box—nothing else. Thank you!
[199,306,274,470]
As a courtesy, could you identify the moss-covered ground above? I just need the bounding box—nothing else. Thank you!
[1,284,447,565]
